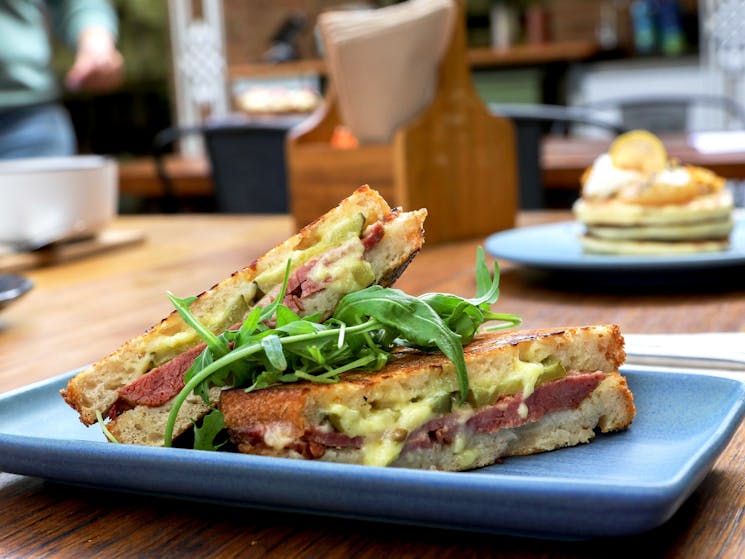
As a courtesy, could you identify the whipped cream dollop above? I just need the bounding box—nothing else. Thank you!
[582,153,692,199]
[582,154,643,198]
[654,166,691,186]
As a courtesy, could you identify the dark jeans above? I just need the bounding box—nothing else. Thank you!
[0,102,76,159]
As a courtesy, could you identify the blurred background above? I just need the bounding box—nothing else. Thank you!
[45,0,742,212]
[58,0,707,154]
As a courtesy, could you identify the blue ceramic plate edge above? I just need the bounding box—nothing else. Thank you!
[484,218,745,272]
[0,369,744,539]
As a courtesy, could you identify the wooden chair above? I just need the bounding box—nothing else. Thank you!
[286,0,518,244]
[578,94,745,134]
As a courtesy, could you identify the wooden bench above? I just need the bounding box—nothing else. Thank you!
[118,156,213,199]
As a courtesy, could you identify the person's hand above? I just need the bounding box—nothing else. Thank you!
[65,26,124,92]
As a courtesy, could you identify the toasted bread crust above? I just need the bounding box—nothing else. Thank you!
[62,185,425,428]
[220,324,630,464]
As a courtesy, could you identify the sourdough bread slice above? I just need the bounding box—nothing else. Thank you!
[392,372,633,470]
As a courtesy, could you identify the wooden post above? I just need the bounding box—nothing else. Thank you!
[392,0,518,244]
[287,0,518,243]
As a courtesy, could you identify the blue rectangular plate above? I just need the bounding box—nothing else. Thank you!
[1,368,743,539]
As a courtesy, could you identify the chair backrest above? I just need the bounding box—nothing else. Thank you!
[489,103,629,209]
[579,94,745,134]
[203,119,296,213]
[152,115,303,213]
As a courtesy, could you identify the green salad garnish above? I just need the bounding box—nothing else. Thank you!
[162,247,520,448]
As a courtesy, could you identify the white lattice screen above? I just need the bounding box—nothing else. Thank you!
[167,0,229,155]
[701,0,745,123]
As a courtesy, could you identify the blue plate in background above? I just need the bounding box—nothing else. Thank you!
[485,218,745,273]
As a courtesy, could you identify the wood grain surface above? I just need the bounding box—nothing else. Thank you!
[0,229,145,274]
[1,212,743,558]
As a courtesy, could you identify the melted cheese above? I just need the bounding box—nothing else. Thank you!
[254,213,365,292]
[452,433,478,469]
[263,423,298,450]
[149,288,257,364]
[501,358,545,419]
[324,356,567,466]
[326,393,448,466]
[307,239,375,296]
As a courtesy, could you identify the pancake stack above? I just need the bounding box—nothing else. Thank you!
[572,130,733,255]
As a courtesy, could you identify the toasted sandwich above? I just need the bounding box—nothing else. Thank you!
[61,185,427,445]
[220,324,635,471]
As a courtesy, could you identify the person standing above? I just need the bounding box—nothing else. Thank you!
[0,0,123,159]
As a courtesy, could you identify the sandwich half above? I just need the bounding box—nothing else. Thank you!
[220,324,635,471]
[61,185,427,445]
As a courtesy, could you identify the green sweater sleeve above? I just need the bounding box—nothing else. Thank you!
[46,0,118,48]
[0,0,118,108]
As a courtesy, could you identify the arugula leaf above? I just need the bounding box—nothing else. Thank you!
[237,306,262,346]
[333,286,470,400]
[162,247,520,448]
[185,345,215,404]
[276,305,301,327]
[95,410,120,444]
[248,370,284,391]
[192,409,227,451]
[258,260,292,323]
[261,334,288,371]
[416,293,485,341]
[474,246,496,303]
[167,292,229,358]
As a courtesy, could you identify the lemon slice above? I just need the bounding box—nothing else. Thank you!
[609,129,668,174]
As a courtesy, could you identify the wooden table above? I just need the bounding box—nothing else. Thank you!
[543,134,745,190]
[1,212,744,558]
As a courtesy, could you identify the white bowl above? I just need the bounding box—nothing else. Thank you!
[0,155,118,249]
